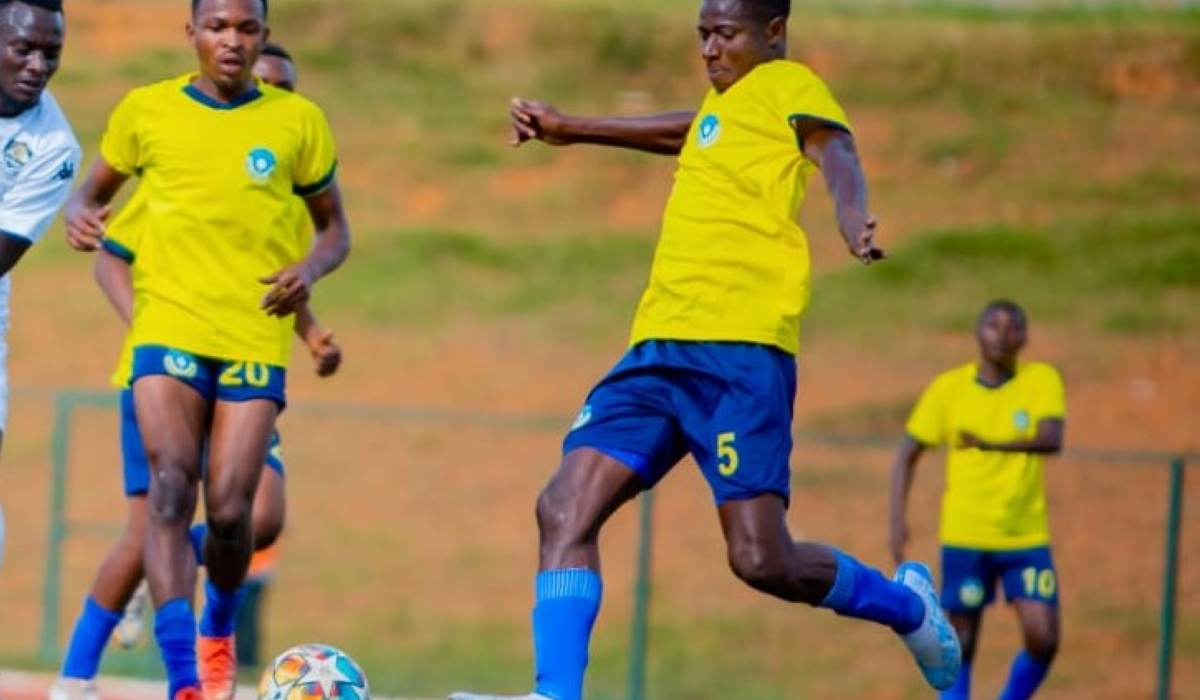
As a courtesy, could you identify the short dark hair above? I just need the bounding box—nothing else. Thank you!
[745,0,789,22]
[979,299,1027,327]
[191,0,267,19]
[0,0,64,13]
[260,41,292,63]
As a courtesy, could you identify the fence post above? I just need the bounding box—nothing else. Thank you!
[1155,456,1185,700]
[628,490,654,700]
[38,392,75,664]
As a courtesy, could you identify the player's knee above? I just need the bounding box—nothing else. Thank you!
[206,502,253,544]
[727,540,787,592]
[148,468,196,525]
[1024,626,1059,663]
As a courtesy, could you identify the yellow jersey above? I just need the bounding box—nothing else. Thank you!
[906,361,1066,550]
[99,74,336,367]
[628,60,850,355]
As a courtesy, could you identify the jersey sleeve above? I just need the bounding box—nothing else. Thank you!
[102,189,148,263]
[1029,364,1066,422]
[905,374,949,447]
[0,143,81,243]
[99,91,144,176]
[776,64,851,136]
[292,102,338,198]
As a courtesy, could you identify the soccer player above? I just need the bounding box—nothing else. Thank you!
[50,42,339,700]
[0,0,80,568]
[63,0,351,698]
[449,2,961,700]
[888,299,1065,700]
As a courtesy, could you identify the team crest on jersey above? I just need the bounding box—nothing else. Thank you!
[1013,409,1030,431]
[696,114,721,148]
[163,349,198,379]
[571,404,593,431]
[3,137,32,172]
[246,147,277,182]
[958,578,985,609]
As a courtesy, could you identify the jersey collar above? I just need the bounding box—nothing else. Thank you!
[182,77,264,110]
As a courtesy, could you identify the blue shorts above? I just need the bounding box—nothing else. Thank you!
[120,389,286,497]
[940,545,1060,613]
[563,340,796,505]
[131,345,287,407]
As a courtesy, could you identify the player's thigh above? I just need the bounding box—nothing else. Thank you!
[941,546,1001,614]
[678,342,796,506]
[131,346,214,473]
[207,399,280,508]
[561,343,689,490]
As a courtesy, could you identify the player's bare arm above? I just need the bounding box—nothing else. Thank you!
[796,119,884,265]
[93,248,133,324]
[888,434,928,565]
[959,418,1065,454]
[260,181,350,317]
[510,97,694,155]
[64,158,128,251]
[293,303,341,378]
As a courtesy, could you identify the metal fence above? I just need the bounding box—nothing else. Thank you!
[37,389,1196,700]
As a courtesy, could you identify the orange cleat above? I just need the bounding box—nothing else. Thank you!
[197,635,238,700]
[172,686,204,700]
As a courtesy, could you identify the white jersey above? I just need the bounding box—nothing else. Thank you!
[0,90,81,429]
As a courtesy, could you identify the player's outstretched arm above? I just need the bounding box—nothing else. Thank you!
[65,159,129,252]
[261,181,351,317]
[959,418,1065,455]
[292,303,341,378]
[796,120,884,265]
[93,248,133,325]
[888,435,927,566]
[510,97,694,155]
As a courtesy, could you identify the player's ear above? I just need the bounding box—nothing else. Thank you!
[185,20,195,44]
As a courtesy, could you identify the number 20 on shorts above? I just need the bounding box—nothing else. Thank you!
[219,361,271,388]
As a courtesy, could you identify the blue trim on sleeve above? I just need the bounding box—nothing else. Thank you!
[294,161,337,197]
[182,83,264,110]
[101,237,136,264]
[788,113,852,151]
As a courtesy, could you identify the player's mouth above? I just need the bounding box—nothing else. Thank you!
[11,79,44,100]
[217,54,246,75]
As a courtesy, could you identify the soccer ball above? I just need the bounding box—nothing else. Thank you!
[258,643,370,700]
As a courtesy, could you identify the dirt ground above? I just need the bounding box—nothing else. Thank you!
[0,2,1197,700]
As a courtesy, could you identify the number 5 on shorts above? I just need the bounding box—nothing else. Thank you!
[717,431,739,477]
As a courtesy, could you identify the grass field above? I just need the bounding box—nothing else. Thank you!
[0,1,1197,699]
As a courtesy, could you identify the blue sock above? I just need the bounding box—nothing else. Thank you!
[818,550,924,634]
[998,650,1050,700]
[531,568,603,700]
[940,660,972,700]
[189,524,206,566]
[154,598,199,697]
[62,597,122,679]
[198,580,245,637]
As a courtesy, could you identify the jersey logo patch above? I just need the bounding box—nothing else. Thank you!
[163,349,198,379]
[958,578,985,609]
[53,159,76,182]
[246,147,277,182]
[696,114,721,148]
[3,138,32,172]
[1013,409,1030,430]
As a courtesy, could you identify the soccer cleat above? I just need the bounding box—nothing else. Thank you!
[113,579,151,649]
[446,693,553,700]
[894,561,962,691]
[198,635,238,700]
[172,687,204,700]
[48,678,99,700]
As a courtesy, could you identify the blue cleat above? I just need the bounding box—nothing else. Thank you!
[447,694,552,700]
[894,561,962,690]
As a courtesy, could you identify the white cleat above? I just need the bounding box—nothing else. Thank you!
[894,561,962,691]
[48,678,99,700]
[113,579,151,649]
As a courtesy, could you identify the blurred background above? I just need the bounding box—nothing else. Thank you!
[0,0,1197,699]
